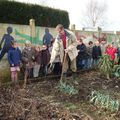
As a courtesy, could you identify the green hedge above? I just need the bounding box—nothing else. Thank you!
[0,0,70,28]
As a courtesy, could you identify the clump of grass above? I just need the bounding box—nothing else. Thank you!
[57,81,78,96]
[90,90,119,112]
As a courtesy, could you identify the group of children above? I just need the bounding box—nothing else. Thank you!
[7,36,120,88]
[76,38,120,70]
[8,40,50,87]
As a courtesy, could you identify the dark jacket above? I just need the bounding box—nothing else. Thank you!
[8,47,21,67]
[21,47,35,67]
[92,46,102,59]
[34,50,42,65]
[41,48,50,66]
[87,46,93,58]
[77,43,88,60]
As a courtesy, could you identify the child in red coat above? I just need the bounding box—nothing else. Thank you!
[105,44,117,60]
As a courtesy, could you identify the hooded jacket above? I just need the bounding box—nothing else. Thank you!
[8,47,21,67]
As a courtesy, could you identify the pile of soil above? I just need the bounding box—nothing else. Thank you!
[0,84,91,120]
[0,70,120,120]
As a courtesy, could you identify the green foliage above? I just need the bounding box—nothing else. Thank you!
[113,65,120,77]
[90,90,119,112]
[98,55,113,79]
[57,81,78,96]
[0,1,70,28]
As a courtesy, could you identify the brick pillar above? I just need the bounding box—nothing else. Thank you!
[29,19,35,44]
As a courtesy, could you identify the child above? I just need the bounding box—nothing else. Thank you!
[105,44,117,61]
[41,45,50,76]
[8,41,21,87]
[21,40,35,87]
[87,41,93,69]
[77,39,88,70]
[92,41,102,67]
[33,45,41,78]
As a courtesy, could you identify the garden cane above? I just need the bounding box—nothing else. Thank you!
[60,52,67,81]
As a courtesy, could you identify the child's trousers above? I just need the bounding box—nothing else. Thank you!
[33,64,40,77]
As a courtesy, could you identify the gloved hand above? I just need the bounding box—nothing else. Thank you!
[64,49,68,53]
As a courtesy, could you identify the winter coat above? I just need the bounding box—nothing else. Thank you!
[21,47,35,67]
[105,47,117,60]
[34,50,42,65]
[50,30,78,63]
[49,45,60,63]
[92,46,102,59]
[41,48,50,66]
[87,46,93,58]
[77,43,88,60]
[8,47,21,67]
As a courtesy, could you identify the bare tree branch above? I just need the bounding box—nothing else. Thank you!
[81,0,107,28]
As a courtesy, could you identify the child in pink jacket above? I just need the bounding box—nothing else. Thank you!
[105,44,117,60]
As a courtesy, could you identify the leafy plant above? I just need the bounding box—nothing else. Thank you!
[57,81,78,96]
[113,65,120,77]
[98,55,113,79]
[90,90,119,112]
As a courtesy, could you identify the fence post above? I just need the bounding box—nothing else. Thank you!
[29,19,36,44]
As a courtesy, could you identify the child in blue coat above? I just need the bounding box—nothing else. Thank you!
[8,41,21,86]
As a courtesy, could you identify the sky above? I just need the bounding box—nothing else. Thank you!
[14,0,120,31]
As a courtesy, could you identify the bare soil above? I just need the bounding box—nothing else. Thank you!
[0,70,120,120]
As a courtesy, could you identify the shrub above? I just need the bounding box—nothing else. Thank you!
[0,0,70,28]
[98,55,113,79]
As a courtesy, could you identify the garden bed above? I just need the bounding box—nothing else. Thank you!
[0,70,120,120]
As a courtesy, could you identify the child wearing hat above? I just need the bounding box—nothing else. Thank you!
[21,40,35,87]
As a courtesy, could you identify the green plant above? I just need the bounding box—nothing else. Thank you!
[98,55,113,79]
[57,81,78,96]
[113,65,120,77]
[90,90,119,112]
